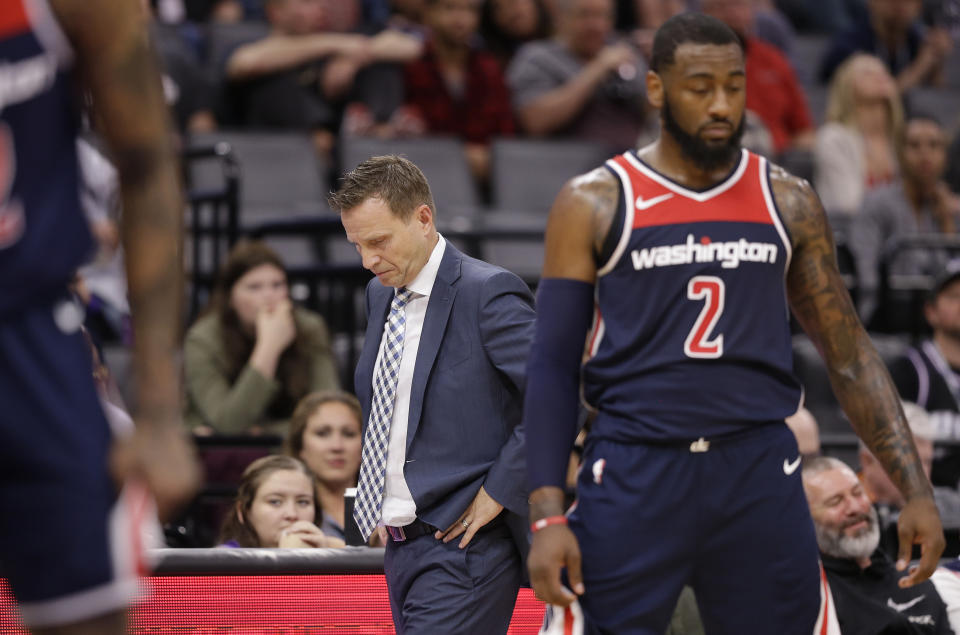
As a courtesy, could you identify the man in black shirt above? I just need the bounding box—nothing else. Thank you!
[889,261,960,488]
[803,456,955,634]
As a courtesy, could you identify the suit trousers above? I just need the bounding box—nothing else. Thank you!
[384,518,522,634]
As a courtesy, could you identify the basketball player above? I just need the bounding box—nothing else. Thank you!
[523,13,944,633]
[0,1,199,633]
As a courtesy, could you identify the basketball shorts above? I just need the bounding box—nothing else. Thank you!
[0,297,146,627]
[568,422,836,634]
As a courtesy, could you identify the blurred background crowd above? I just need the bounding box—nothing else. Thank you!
[72,0,960,554]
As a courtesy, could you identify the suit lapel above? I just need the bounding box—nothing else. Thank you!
[406,244,462,452]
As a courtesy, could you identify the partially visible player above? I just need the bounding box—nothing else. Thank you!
[0,1,200,633]
[523,12,943,634]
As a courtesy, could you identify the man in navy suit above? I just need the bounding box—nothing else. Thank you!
[329,155,535,634]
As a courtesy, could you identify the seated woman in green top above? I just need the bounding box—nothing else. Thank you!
[184,240,340,435]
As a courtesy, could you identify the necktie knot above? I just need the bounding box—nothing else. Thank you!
[394,287,414,308]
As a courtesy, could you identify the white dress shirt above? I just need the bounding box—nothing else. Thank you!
[378,235,446,526]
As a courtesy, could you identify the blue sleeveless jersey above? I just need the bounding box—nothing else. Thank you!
[582,148,802,442]
[0,0,91,316]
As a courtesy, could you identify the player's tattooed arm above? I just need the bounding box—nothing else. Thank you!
[772,166,930,501]
[540,166,619,281]
[53,0,184,422]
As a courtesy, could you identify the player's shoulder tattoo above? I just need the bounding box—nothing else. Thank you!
[767,163,831,251]
[565,166,619,255]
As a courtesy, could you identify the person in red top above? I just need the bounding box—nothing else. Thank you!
[403,0,515,184]
[701,0,814,155]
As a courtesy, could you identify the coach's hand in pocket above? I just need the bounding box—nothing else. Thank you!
[435,485,503,548]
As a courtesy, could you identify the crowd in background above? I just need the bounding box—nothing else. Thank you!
[71,0,960,553]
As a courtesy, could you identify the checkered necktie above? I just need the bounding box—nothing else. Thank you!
[353,287,414,541]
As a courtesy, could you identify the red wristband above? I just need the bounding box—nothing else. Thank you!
[531,515,568,533]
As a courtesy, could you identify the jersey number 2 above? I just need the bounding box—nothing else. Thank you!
[684,276,724,359]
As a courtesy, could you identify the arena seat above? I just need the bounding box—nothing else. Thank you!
[906,87,960,130]
[474,211,547,283]
[186,130,330,268]
[489,138,612,215]
[792,34,830,87]
[804,84,829,125]
[188,130,329,219]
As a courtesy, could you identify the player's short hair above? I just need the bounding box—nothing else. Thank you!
[651,12,743,73]
[328,155,437,221]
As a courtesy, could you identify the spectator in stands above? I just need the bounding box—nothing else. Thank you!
[506,0,649,150]
[701,0,815,155]
[142,1,218,134]
[859,401,960,558]
[814,54,902,217]
[627,0,687,64]
[947,132,960,195]
[849,113,960,323]
[786,406,821,459]
[480,0,553,67]
[401,0,516,184]
[224,0,422,156]
[889,261,960,487]
[748,0,801,66]
[184,241,340,436]
[218,455,345,547]
[286,391,362,541]
[819,0,953,91]
[803,456,960,634]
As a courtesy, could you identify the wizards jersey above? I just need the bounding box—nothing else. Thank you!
[0,0,91,316]
[582,147,802,442]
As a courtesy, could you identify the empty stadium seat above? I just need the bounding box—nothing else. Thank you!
[489,138,612,214]
[186,131,331,269]
[905,87,960,130]
[188,130,330,220]
[792,34,830,87]
[473,211,547,283]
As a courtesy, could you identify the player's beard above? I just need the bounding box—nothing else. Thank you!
[814,506,881,562]
[662,97,745,172]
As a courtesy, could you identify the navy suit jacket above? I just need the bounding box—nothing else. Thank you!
[355,242,535,546]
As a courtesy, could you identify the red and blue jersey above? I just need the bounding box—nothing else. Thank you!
[0,0,90,316]
[583,148,802,442]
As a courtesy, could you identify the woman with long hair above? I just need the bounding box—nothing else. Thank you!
[218,455,344,548]
[184,240,339,435]
[479,0,552,68]
[814,53,904,217]
[286,390,362,541]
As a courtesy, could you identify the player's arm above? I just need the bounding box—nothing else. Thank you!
[524,167,617,605]
[51,0,200,519]
[773,166,944,585]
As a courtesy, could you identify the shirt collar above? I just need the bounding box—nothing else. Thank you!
[820,548,889,579]
[405,234,445,298]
